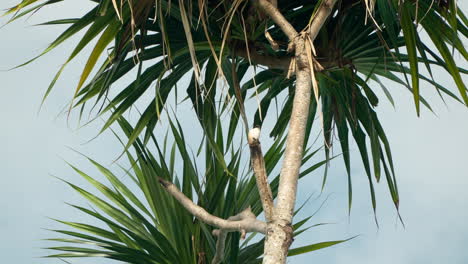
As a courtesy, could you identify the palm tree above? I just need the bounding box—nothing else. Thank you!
[46,115,340,264]
[3,0,467,263]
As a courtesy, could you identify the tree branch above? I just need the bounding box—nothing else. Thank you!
[211,209,252,264]
[211,230,228,264]
[158,178,267,264]
[255,0,298,41]
[248,127,274,222]
[308,0,338,41]
[158,178,267,234]
[235,46,341,73]
[235,47,291,71]
[268,0,277,8]
[274,0,340,226]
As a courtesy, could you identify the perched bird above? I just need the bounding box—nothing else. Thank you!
[248,126,261,145]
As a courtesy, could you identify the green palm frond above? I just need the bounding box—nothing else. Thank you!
[4,0,467,218]
[46,111,342,263]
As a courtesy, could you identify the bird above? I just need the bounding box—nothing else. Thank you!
[248,126,261,145]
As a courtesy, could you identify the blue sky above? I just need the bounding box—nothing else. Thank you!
[1,1,468,263]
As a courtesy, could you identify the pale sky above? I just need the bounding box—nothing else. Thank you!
[1,1,467,264]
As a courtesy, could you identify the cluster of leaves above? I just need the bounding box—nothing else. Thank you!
[4,0,467,226]
[46,109,349,263]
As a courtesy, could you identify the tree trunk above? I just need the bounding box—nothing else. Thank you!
[161,1,337,262]
[262,38,312,264]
